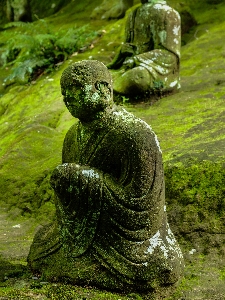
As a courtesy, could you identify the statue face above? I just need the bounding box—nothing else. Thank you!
[60,61,113,122]
[63,85,85,119]
[62,82,110,121]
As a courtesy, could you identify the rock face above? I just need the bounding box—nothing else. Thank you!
[108,0,181,100]
[91,0,134,20]
[27,60,184,295]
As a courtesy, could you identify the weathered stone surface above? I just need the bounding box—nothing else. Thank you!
[108,0,181,100]
[91,0,134,20]
[27,60,184,295]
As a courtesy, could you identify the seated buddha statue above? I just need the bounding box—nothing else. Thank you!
[108,0,181,99]
[27,60,184,295]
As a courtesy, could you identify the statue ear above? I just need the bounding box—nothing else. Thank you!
[95,81,111,96]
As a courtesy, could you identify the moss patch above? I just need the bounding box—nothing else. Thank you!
[165,160,225,253]
[0,279,144,300]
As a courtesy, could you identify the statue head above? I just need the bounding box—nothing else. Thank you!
[60,60,113,122]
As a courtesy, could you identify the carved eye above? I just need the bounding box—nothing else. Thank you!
[95,81,101,90]
[95,81,111,95]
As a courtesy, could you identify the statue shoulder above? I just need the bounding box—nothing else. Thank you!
[153,2,180,20]
[64,122,79,143]
[150,2,178,16]
[111,108,160,151]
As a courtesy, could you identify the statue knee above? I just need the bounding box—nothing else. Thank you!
[114,67,152,95]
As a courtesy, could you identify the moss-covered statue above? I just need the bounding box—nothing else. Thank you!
[28,60,184,296]
[6,0,31,22]
[108,0,181,99]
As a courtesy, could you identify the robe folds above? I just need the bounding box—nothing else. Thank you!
[28,107,183,286]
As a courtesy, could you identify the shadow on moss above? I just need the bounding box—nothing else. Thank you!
[0,256,26,283]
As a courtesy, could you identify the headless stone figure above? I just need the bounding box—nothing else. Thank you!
[6,0,31,22]
[108,0,181,99]
[27,60,184,296]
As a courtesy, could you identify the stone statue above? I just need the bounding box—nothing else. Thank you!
[6,0,31,22]
[28,60,184,296]
[91,0,134,20]
[108,0,181,99]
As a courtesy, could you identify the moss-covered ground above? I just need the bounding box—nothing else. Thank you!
[0,0,225,298]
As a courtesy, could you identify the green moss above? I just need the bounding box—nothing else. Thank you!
[220,267,225,280]
[0,256,26,282]
[0,265,144,300]
[164,160,225,236]
[165,160,225,211]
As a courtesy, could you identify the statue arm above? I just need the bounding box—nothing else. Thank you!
[107,43,136,69]
[103,125,164,208]
[61,123,79,163]
[49,162,103,256]
[50,163,102,206]
[53,122,104,207]
[107,46,126,69]
[99,124,165,236]
[162,8,181,58]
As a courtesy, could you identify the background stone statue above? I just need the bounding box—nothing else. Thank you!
[28,60,184,296]
[6,0,31,22]
[108,0,181,99]
[91,0,134,20]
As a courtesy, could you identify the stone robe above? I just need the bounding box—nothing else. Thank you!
[28,107,183,289]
